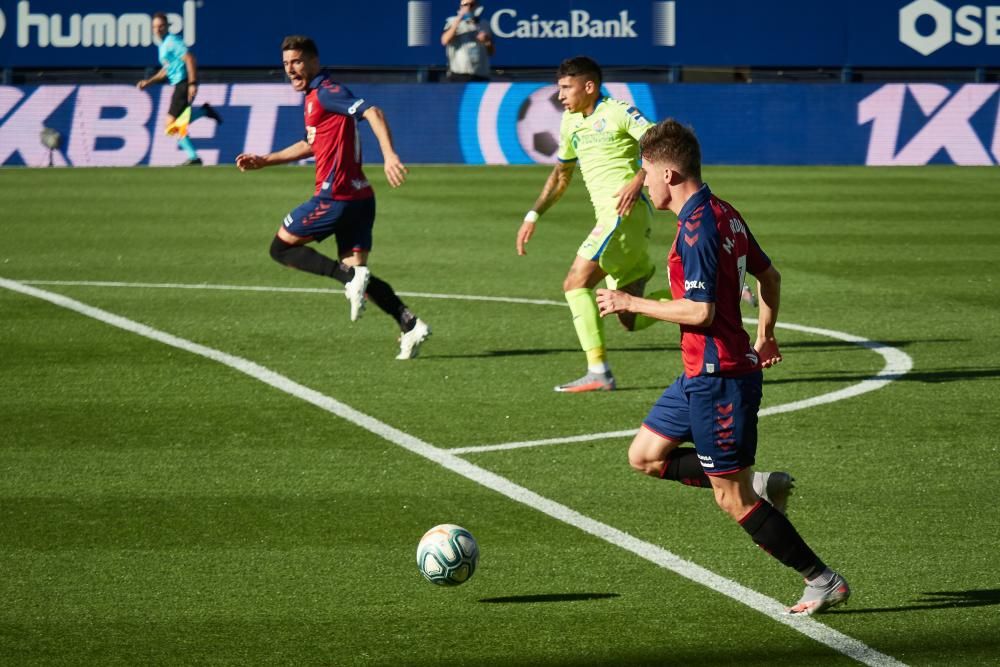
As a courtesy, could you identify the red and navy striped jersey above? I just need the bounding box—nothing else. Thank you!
[668,184,771,378]
[303,72,374,200]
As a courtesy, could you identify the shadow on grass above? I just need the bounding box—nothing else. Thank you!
[767,367,1000,386]
[776,338,966,351]
[479,593,620,604]
[431,345,675,360]
[830,588,1000,614]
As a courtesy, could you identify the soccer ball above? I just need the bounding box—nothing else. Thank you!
[416,524,479,586]
[516,85,564,164]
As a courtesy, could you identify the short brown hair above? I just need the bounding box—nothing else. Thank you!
[281,35,319,59]
[152,12,168,23]
[639,119,702,180]
[557,56,602,86]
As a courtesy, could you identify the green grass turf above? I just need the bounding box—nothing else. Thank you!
[1,164,998,665]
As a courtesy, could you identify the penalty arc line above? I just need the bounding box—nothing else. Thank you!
[0,278,906,667]
[453,317,914,454]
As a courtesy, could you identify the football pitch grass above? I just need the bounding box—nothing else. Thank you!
[2,164,998,666]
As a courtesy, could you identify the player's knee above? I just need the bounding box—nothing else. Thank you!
[562,266,592,292]
[627,447,661,477]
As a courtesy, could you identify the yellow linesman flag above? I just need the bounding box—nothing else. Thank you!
[165,106,193,138]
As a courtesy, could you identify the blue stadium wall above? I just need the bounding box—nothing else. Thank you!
[3,82,1000,167]
[3,0,999,68]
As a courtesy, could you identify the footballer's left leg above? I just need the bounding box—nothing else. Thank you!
[270,234,355,283]
[337,199,429,358]
[272,199,357,285]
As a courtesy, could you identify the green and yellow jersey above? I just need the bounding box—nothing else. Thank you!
[557,97,652,220]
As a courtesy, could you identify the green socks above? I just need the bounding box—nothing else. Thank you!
[565,287,606,366]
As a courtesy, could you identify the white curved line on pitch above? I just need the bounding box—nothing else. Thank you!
[20,280,567,307]
[18,279,914,456]
[0,277,906,667]
[452,318,913,454]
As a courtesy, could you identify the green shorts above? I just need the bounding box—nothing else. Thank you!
[576,196,655,289]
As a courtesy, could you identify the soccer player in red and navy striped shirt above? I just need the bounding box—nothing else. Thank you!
[236,36,429,360]
[596,119,850,615]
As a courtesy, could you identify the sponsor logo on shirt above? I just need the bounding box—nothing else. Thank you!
[626,106,649,125]
[572,130,620,148]
[684,279,705,290]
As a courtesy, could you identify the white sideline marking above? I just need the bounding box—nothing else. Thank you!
[454,317,913,454]
[2,277,905,667]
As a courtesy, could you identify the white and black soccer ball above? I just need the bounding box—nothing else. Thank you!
[516,85,564,164]
[416,524,479,586]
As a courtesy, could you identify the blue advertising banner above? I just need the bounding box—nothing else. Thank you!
[3,81,999,167]
[1,0,999,69]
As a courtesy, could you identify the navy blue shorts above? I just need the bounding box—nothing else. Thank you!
[283,196,375,255]
[642,372,763,475]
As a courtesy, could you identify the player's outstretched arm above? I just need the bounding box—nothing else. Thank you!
[753,265,782,368]
[362,106,408,188]
[236,140,313,171]
[516,162,574,255]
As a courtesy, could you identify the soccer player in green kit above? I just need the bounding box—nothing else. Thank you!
[516,56,656,393]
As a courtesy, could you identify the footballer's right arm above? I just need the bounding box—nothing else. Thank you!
[532,160,574,216]
[236,140,313,171]
[516,161,575,255]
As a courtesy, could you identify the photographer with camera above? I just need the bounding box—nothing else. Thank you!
[441,0,494,81]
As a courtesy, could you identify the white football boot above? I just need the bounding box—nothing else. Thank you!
[344,266,370,322]
[397,319,431,360]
